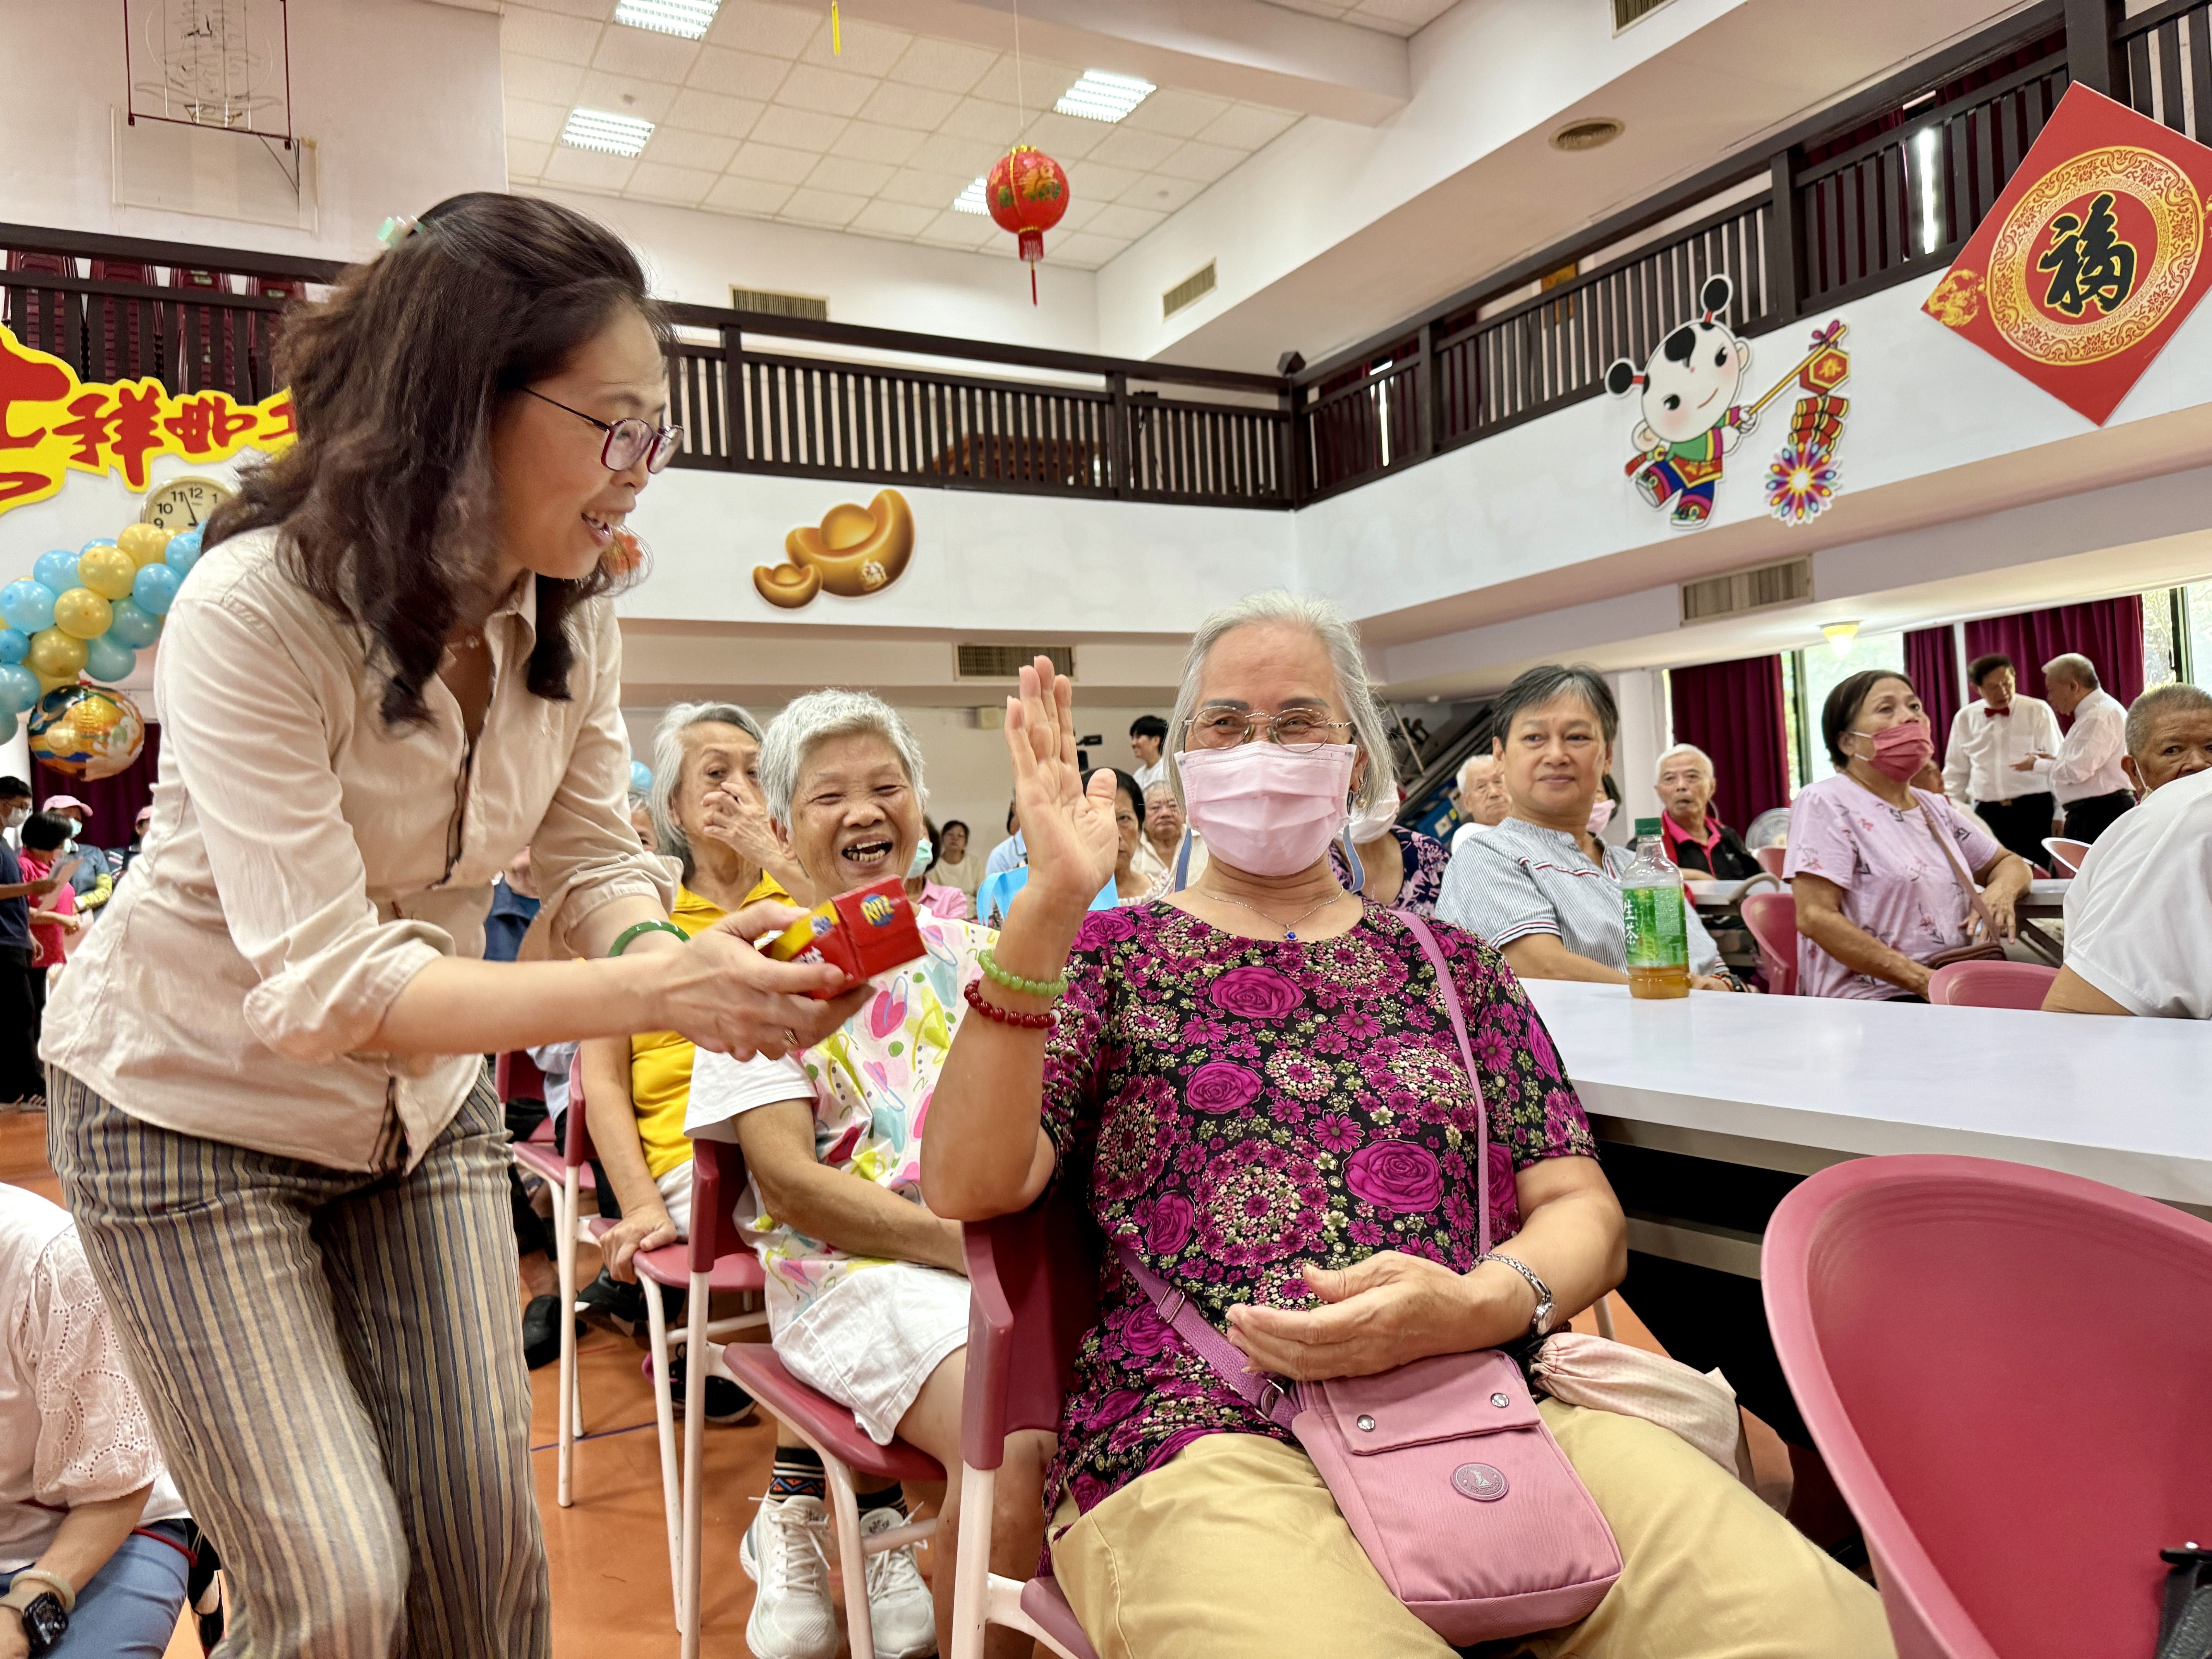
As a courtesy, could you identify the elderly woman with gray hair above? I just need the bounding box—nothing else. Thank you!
[922,596,1882,1659]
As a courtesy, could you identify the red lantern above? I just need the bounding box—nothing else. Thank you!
[986,144,1070,304]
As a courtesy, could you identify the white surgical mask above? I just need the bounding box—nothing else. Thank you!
[908,837,933,878]
[1343,792,1400,846]
[2,807,24,830]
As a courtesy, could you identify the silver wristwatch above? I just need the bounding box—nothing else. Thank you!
[1482,1252,1556,1339]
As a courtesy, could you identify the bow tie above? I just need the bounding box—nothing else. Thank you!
[1984,706,2011,718]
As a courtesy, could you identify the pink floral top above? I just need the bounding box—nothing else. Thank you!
[1038,903,1596,1521]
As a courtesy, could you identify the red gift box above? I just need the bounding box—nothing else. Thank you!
[763,876,926,996]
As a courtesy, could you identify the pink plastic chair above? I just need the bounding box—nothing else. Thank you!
[1764,1155,2212,1659]
[1740,889,1797,996]
[2041,836,2090,877]
[703,1137,941,1659]
[1755,845,1788,878]
[949,1190,1102,1659]
[1926,961,2057,1009]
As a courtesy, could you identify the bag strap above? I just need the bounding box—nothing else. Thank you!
[2159,1546,2212,1659]
[1393,908,1491,1259]
[1911,788,2000,943]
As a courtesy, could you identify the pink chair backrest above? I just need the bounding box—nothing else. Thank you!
[1926,961,2057,1009]
[1754,845,1787,878]
[2042,837,2089,877]
[1739,890,1797,996]
[686,1137,753,1274]
[562,1064,596,1170]
[495,1049,548,1104]
[1764,1155,2212,1659]
[960,1190,1100,1472]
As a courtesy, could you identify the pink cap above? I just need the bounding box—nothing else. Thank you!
[43,795,88,816]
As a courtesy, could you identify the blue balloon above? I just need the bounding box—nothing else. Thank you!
[82,634,136,684]
[0,581,56,634]
[35,550,82,595]
[132,563,181,617]
[0,709,15,746]
[630,760,653,794]
[106,598,163,649]
[0,665,38,716]
[0,629,25,666]
[165,527,204,576]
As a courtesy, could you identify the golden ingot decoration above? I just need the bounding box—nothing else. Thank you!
[753,489,915,610]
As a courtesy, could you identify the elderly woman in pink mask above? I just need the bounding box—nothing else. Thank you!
[1787,669,2032,1000]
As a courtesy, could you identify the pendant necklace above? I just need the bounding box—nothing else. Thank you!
[1198,886,1346,941]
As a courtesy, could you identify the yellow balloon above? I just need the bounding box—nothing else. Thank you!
[53,587,114,641]
[27,628,88,681]
[77,546,138,601]
[118,523,173,569]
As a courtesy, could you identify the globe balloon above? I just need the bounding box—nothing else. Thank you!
[29,685,146,780]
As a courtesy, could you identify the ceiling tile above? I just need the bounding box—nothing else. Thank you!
[541,147,638,191]
[727,140,819,184]
[666,87,764,136]
[501,7,601,65]
[627,161,718,204]
[793,16,912,77]
[877,167,974,209]
[1084,202,1167,241]
[702,0,820,57]
[886,36,998,94]
[1261,0,1348,16]
[576,69,678,123]
[702,174,795,215]
[855,79,960,131]
[592,26,700,82]
[1348,0,1460,33]
[1054,196,1104,233]
[1015,110,1107,162]
[689,45,791,101]
[829,120,924,165]
[506,137,555,180]
[1046,231,1128,271]
[917,210,1000,247]
[967,55,1084,109]
[1086,126,1179,172]
[775,64,878,118]
[505,96,569,144]
[802,155,895,196]
[1155,139,1243,184]
[1065,159,1142,203]
[644,126,740,170]
[1121,88,1233,140]
[502,54,585,104]
[1122,173,1204,212]
[512,0,611,18]
[905,130,1000,176]
[936,97,1022,144]
[1198,103,1300,151]
[779,188,870,228]
[749,103,849,150]
[847,199,939,239]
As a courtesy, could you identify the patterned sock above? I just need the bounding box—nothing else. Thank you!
[855,1484,907,1517]
[768,1445,826,1503]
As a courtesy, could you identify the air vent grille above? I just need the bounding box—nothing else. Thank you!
[1162,261,1217,320]
[1678,557,1813,625]
[1612,0,1672,28]
[731,287,829,321]
[956,643,1075,680]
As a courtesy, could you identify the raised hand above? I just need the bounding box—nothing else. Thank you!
[1004,654,1120,910]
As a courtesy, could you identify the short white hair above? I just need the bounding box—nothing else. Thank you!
[1167,591,1395,812]
[1456,752,1498,794]
[1654,742,1716,783]
[760,689,927,825]
[2044,653,2099,690]
[650,701,763,881]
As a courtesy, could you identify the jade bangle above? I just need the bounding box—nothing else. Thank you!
[610,919,688,957]
[977,946,1067,1000]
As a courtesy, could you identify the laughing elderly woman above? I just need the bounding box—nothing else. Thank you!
[922,594,1888,1659]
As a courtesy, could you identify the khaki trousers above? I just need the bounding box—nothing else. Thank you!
[1051,1399,1894,1659]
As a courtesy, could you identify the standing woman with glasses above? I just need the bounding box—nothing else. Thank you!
[40,194,866,1658]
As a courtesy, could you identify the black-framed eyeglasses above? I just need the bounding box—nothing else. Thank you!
[522,387,684,474]
[1181,708,1356,754]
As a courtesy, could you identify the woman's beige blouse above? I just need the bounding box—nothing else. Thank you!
[43,526,675,1171]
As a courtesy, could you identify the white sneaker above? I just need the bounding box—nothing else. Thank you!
[859,1503,938,1659]
[741,1494,839,1659]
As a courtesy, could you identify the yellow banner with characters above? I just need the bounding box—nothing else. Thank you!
[0,324,295,516]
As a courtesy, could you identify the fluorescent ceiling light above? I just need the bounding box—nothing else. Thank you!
[1056,70,1156,124]
[953,177,990,215]
[613,0,720,38]
[561,108,654,157]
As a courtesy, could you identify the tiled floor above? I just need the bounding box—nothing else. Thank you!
[3,1108,1792,1659]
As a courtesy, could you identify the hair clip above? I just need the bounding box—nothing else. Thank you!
[376,214,421,250]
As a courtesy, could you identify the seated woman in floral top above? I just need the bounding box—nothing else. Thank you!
[924,593,1890,1659]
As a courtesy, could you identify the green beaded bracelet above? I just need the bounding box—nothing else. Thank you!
[610,919,689,957]
[977,946,1067,1000]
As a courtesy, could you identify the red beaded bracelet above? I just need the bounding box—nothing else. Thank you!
[963,977,1056,1030]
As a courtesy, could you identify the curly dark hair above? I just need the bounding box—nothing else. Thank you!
[206,192,667,728]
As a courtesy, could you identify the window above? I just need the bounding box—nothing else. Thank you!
[2189,584,2212,688]
[1792,630,1907,785]
[2145,587,2182,690]
[1781,649,1807,799]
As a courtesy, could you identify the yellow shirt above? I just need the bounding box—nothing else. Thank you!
[629,874,786,1178]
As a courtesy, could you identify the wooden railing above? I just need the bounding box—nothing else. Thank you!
[2121,0,2212,140]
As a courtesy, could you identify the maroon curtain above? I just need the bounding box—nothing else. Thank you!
[1669,655,1791,826]
[1904,625,1962,737]
[36,721,160,852]
[1965,597,2144,727]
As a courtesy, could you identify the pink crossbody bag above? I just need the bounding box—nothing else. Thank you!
[1116,909,1621,1645]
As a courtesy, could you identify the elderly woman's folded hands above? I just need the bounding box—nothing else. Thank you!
[1224,1251,1538,1381]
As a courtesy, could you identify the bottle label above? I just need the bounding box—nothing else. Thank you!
[1623,884,1688,969]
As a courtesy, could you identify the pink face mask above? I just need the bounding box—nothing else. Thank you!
[1175,742,1355,878]
[1851,721,1935,783]
[1586,796,1617,837]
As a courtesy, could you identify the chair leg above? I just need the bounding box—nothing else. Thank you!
[824,1456,874,1659]
[1594,1292,1616,1342]
[680,1269,709,1659]
[554,1166,579,1508]
[644,1280,683,1628]
[948,1463,997,1659]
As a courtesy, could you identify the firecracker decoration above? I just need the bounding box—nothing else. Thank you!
[986,145,1070,304]
[1763,320,1850,526]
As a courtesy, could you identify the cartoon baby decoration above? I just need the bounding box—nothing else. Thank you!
[1604,276,1852,529]
[753,487,915,610]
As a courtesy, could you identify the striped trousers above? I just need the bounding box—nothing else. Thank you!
[47,1068,550,1658]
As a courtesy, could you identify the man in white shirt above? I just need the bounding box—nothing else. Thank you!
[2042,764,2212,1017]
[1941,653,2063,868]
[1127,714,1168,794]
[2025,653,2135,844]
[1448,752,1509,853]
